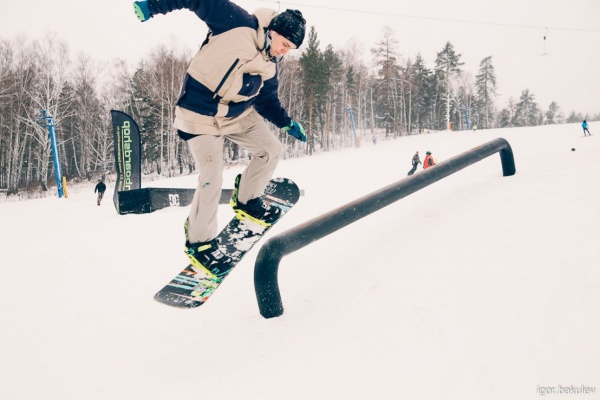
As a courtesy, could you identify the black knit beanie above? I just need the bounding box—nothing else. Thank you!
[268,9,306,48]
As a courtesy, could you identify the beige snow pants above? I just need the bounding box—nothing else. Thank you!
[185,113,284,243]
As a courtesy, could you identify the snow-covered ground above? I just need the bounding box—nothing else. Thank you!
[1,123,598,399]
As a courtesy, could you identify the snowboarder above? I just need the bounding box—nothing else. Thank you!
[423,151,435,169]
[582,120,591,136]
[133,0,307,273]
[407,151,421,175]
[94,178,106,206]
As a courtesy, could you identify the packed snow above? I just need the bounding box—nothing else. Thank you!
[1,123,598,399]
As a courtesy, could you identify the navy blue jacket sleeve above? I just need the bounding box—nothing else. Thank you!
[147,0,256,34]
[253,74,292,129]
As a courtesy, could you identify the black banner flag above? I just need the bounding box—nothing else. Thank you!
[111,110,141,212]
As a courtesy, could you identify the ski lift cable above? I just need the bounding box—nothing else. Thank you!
[254,0,600,33]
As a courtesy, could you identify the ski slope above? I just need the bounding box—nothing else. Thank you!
[1,123,598,399]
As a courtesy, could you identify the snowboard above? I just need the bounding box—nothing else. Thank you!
[154,177,300,309]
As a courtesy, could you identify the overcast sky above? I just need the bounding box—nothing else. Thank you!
[1,0,599,115]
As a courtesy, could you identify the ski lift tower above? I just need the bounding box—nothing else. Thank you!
[40,109,64,198]
[346,104,358,147]
[462,106,470,130]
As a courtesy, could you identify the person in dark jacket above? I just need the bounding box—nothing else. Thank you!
[582,120,591,136]
[407,151,421,175]
[134,0,307,275]
[94,179,106,206]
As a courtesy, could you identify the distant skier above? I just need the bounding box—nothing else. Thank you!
[407,151,421,175]
[582,120,591,136]
[94,178,106,206]
[423,151,435,169]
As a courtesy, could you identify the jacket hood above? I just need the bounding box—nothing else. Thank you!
[253,8,278,28]
[253,8,277,60]
[253,8,278,52]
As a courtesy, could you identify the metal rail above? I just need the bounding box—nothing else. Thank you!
[254,137,516,318]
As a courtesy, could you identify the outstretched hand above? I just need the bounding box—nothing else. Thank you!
[134,1,152,22]
[283,120,307,142]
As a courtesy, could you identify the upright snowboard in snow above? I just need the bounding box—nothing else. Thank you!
[154,178,300,309]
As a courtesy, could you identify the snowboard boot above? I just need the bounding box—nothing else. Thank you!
[230,174,281,226]
[184,218,232,278]
[185,238,233,279]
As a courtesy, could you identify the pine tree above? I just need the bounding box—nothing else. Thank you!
[513,89,540,127]
[434,42,463,130]
[475,56,497,129]
[300,26,327,154]
[411,54,434,133]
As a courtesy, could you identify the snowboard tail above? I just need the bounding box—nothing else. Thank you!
[154,178,300,309]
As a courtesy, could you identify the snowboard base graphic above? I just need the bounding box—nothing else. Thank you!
[154,178,299,309]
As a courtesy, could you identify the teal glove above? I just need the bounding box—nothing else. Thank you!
[283,120,307,142]
[134,1,152,22]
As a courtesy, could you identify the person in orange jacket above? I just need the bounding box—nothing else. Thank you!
[423,151,435,169]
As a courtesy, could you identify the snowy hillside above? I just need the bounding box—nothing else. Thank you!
[1,123,598,399]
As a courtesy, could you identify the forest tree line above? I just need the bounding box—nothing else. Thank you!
[1,27,597,195]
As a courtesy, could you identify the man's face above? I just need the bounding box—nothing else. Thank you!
[269,31,297,57]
